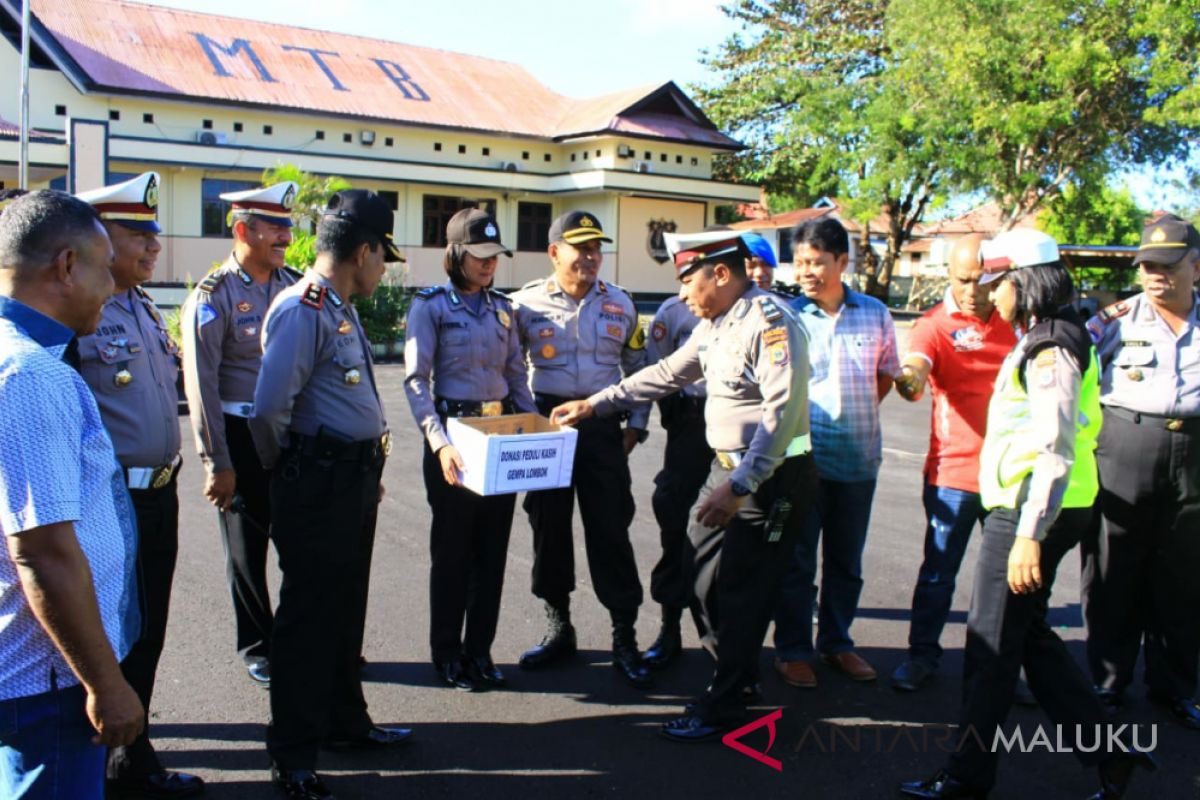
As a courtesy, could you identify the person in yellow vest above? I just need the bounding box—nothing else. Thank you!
[901,230,1154,800]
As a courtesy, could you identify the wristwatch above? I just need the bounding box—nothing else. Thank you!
[730,480,752,497]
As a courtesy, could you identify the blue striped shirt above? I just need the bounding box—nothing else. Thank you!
[792,285,899,481]
[0,297,137,701]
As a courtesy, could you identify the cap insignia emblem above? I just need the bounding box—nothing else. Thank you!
[281,185,296,211]
[580,216,594,228]
[484,223,498,238]
[145,175,159,209]
[1150,227,1166,243]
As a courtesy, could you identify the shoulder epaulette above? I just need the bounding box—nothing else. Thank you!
[300,284,326,310]
[197,270,225,295]
[283,266,304,282]
[771,282,802,299]
[605,281,633,300]
[521,278,544,291]
[1097,301,1131,324]
[488,287,510,300]
[757,295,784,322]
[414,286,445,301]
[133,284,153,301]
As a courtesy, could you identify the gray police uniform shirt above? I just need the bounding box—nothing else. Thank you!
[403,282,536,453]
[78,287,181,468]
[590,286,810,493]
[181,257,299,472]
[648,295,706,399]
[249,272,387,470]
[511,276,650,429]
[1087,291,1200,418]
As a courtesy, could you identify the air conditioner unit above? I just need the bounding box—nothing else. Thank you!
[195,131,227,145]
[616,144,634,158]
[501,162,520,172]
[634,161,652,174]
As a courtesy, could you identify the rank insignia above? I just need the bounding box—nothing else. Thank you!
[237,301,253,313]
[344,368,362,385]
[496,309,511,329]
[113,369,133,387]
[337,320,353,335]
[539,328,555,339]
[300,284,326,309]
[652,321,667,341]
[541,343,557,359]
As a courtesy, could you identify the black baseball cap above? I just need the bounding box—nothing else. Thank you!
[548,210,612,245]
[1135,214,1200,266]
[446,208,512,258]
[323,190,405,263]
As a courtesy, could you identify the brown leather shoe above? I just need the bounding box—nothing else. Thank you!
[774,657,817,688]
[821,651,877,681]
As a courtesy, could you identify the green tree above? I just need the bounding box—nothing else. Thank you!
[259,163,350,272]
[699,0,958,300]
[1039,184,1147,246]
[889,0,1199,230]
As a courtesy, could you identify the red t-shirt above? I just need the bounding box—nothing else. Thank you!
[908,295,1017,493]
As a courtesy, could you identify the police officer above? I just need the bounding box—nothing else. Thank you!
[77,173,204,798]
[249,190,411,800]
[403,208,536,691]
[511,210,652,688]
[743,232,800,299]
[1083,214,1200,730]
[181,181,299,685]
[642,290,711,668]
[553,231,816,741]
[902,229,1153,800]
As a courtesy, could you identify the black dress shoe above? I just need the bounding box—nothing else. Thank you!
[107,770,205,798]
[659,715,729,742]
[270,767,334,800]
[519,624,577,669]
[643,624,682,669]
[463,655,506,689]
[612,645,653,689]
[684,684,761,716]
[1150,693,1200,730]
[899,769,988,799]
[1089,751,1157,799]
[324,725,414,751]
[247,659,270,687]
[433,658,478,691]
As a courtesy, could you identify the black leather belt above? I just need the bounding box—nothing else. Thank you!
[1105,405,1199,434]
[534,392,584,407]
[288,431,392,462]
[436,397,515,418]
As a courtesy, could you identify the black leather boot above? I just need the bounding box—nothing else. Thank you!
[1088,750,1157,799]
[519,598,577,669]
[643,606,683,669]
[611,612,652,689]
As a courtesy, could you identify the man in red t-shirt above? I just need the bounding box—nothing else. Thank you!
[890,234,1017,691]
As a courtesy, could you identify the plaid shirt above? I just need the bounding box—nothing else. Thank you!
[791,285,899,481]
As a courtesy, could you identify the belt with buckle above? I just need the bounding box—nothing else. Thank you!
[1105,406,1199,434]
[127,454,182,490]
[714,434,812,471]
[221,400,254,418]
[437,397,512,418]
[290,431,391,463]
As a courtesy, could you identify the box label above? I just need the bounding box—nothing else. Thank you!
[491,435,572,493]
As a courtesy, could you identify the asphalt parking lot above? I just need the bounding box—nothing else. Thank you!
[149,362,1197,799]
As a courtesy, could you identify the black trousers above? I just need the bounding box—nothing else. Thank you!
[218,415,274,663]
[107,475,180,782]
[649,396,712,611]
[266,446,383,770]
[1083,408,1200,700]
[523,402,642,615]
[949,506,1111,791]
[423,442,514,662]
[689,454,815,724]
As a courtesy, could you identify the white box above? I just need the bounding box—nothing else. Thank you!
[446,413,579,496]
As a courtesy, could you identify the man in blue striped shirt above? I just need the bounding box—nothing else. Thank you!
[0,191,143,799]
[773,217,900,689]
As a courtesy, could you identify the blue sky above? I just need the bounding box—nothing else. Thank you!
[125,0,1195,214]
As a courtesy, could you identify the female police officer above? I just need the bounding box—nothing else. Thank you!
[403,208,536,691]
[901,230,1154,800]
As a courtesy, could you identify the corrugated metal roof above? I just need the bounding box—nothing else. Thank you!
[27,0,740,148]
[0,115,63,142]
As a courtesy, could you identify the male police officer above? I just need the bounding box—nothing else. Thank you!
[1084,213,1200,729]
[181,181,299,685]
[553,231,815,740]
[743,232,800,299]
[511,210,652,688]
[642,287,711,668]
[77,173,204,798]
[250,190,411,800]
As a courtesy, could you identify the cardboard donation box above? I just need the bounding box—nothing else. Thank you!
[446,413,579,496]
